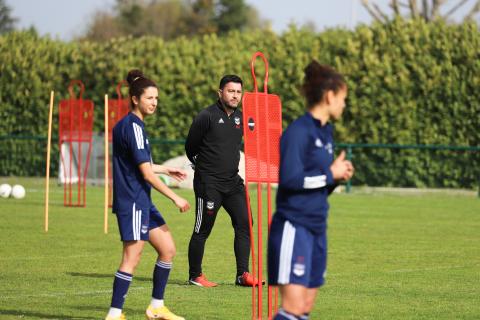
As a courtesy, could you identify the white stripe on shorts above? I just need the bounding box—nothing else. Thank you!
[132,203,137,240]
[195,197,203,233]
[132,203,142,240]
[278,220,296,284]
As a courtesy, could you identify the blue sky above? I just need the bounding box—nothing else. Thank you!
[7,0,477,41]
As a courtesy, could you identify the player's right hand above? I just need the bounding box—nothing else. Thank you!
[174,196,190,212]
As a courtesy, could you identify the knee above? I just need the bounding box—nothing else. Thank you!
[191,230,210,241]
[282,299,307,316]
[160,245,176,261]
[121,251,142,272]
[304,298,315,313]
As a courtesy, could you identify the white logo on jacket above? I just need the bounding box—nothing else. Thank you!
[218,118,224,124]
[206,201,214,210]
[234,117,240,125]
[315,138,323,147]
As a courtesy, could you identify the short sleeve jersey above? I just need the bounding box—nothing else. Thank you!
[112,112,152,213]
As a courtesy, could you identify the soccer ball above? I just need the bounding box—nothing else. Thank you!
[0,184,12,198]
[11,184,26,199]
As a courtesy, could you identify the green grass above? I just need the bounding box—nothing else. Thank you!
[0,178,479,319]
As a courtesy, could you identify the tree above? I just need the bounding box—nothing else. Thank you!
[82,0,267,41]
[214,0,259,34]
[0,0,17,34]
[362,0,480,22]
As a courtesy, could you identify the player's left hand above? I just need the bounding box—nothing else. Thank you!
[166,167,188,181]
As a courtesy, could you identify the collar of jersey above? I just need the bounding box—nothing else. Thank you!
[129,112,145,126]
[305,111,328,128]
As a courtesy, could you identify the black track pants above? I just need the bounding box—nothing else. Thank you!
[188,179,251,279]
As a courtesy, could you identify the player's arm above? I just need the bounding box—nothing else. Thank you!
[139,162,190,212]
[151,164,187,182]
[185,111,209,165]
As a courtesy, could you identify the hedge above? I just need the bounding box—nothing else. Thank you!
[0,18,479,188]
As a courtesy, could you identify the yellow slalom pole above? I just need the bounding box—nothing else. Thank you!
[104,94,109,234]
[44,91,54,232]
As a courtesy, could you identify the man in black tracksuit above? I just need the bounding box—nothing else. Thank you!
[185,75,258,287]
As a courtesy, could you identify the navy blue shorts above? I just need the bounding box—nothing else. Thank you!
[268,215,327,288]
[115,203,166,241]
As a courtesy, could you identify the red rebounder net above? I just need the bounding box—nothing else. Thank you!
[58,80,94,207]
[242,52,282,320]
[107,80,130,207]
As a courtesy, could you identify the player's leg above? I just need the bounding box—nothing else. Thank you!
[222,182,252,283]
[302,288,318,320]
[107,208,148,319]
[145,207,184,320]
[302,230,328,318]
[188,182,222,286]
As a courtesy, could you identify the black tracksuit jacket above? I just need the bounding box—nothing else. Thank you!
[185,100,243,184]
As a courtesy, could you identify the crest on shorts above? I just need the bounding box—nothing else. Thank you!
[234,117,241,125]
[206,201,214,210]
[293,263,305,277]
[141,225,148,234]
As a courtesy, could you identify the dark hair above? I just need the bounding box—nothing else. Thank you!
[219,74,243,90]
[302,61,346,109]
[126,69,157,109]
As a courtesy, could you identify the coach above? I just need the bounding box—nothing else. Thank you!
[185,75,258,287]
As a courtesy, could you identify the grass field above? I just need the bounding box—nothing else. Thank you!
[0,177,479,320]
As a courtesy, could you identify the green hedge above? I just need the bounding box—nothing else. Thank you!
[1,19,479,188]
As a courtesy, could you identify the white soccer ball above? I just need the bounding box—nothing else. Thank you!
[11,184,26,199]
[0,184,12,198]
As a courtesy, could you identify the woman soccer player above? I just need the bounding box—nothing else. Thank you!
[268,61,354,320]
[105,70,190,320]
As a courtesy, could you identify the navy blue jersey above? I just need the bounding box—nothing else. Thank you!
[275,112,336,234]
[112,112,152,214]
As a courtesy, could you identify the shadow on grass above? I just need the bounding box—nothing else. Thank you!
[67,273,240,287]
[67,272,151,282]
[0,309,92,319]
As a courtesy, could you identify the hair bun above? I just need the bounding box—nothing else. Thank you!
[126,69,144,85]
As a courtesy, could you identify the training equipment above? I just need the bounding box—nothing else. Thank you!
[45,91,54,231]
[11,185,26,199]
[0,183,12,198]
[104,94,109,234]
[188,273,218,287]
[58,80,94,207]
[104,81,130,234]
[242,52,283,319]
[146,305,185,320]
